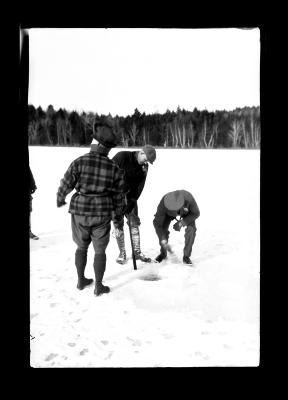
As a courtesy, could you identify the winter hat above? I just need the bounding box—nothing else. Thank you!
[143,145,156,164]
[164,190,185,211]
[93,119,120,148]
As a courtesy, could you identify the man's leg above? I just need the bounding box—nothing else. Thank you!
[113,217,126,264]
[183,223,197,264]
[90,216,111,296]
[71,215,93,289]
[128,203,151,262]
[153,217,172,262]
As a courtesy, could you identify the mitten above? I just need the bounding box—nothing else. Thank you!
[173,220,183,232]
[57,198,67,208]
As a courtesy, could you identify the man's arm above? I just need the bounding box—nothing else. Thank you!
[29,167,37,193]
[181,195,200,226]
[153,198,169,241]
[56,161,78,207]
[135,173,147,200]
[111,166,126,217]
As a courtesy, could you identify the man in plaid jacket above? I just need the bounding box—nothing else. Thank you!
[57,120,125,296]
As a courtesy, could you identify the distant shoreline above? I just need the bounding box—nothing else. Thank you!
[28,145,260,150]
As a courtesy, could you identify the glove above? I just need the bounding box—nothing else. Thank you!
[57,199,67,208]
[173,220,183,232]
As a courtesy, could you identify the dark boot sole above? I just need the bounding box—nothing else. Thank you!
[94,289,110,296]
[77,279,94,290]
[135,258,152,263]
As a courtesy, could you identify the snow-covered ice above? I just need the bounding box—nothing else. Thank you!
[29,147,260,367]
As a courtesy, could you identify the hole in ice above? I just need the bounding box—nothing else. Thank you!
[139,273,161,281]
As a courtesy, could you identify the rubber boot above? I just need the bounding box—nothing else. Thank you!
[93,253,110,296]
[131,226,151,262]
[75,249,93,290]
[183,256,193,265]
[115,229,127,264]
[155,247,167,263]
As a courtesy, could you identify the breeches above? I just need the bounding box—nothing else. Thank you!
[71,214,111,254]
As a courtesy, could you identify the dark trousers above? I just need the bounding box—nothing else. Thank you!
[113,202,141,230]
[153,216,197,258]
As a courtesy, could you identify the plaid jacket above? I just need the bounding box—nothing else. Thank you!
[57,145,125,216]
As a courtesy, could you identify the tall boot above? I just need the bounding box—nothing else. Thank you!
[75,249,93,290]
[115,229,127,264]
[131,226,151,262]
[93,253,110,296]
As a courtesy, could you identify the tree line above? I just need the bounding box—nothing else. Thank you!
[28,105,260,149]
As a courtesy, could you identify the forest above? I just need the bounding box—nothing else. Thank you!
[28,105,260,149]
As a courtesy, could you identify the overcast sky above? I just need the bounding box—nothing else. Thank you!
[27,28,260,117]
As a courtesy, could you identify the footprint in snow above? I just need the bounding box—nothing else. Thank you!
[45,353,58,361]
[105,351,113,360]
[127,337,141,346]
[80,349,89,356]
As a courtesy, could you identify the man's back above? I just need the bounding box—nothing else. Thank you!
[57,148,125,216]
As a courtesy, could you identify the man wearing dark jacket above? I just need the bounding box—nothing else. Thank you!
[153,190,200,265]
[56,120,125,296]
[112,145,156,264]
[29,166,39,240]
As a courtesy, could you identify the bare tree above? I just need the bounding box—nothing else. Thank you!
[142,127,148,146]
[250,112,260,148]
[200,118,214,148]
[82,112,95,143]
[229,119,241,148]
[65,118,72,145]
[56,118,67,145]
[129,122,138,146]
[119,126,128,147]
[168,122,178,147]
[177,126,184,148]
[28,120,40,145]
[211,122,219,148]
[187,122,195,148]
